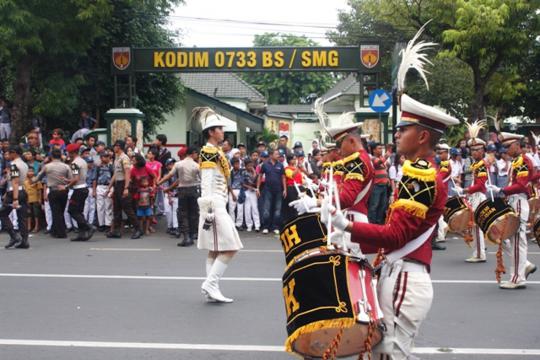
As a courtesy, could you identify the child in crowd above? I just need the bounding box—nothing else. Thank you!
[135,176,153,235]
[242,159,260,232]
[83,156,97,226]
[93,151,114,232]
[24,167,43,233]
[48,129,66,151]
[228,158,244,229]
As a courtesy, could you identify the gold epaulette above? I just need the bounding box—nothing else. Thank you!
[333,160,345,176]
[513,155,528,178]
[402,159,436,182]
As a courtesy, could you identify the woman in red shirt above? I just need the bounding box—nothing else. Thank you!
[282,153,304,223]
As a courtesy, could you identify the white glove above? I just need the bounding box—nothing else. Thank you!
[328,229,345,248]
[331,208,351,231]
[454,186,464,196]
[289,194,318,215]
[486,184,501,195]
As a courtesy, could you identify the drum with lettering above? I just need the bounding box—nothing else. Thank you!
[443,196,472,233]
[280,213,327,266]
[474,198,519,245]
[282,249,383,358]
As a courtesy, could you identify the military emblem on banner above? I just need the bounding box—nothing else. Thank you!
[360,45,379,69]
[112,47,131,71]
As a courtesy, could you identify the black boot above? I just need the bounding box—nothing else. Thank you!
[5,231,22,249]
[71,230,87,241]
[106,231,121,238]
[84,226,95,241]
[432,239,446,250]
[177,233,190,247]
[15,236,29,249]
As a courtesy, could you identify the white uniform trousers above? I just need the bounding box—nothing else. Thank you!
[95,185,113,227]
[45,200,52,231]
[244,189,260,231]
[228,189,244,227]
[164,192,178,229]
[83,187,96,225]
[469,192,487,259]
[373,260,433,360]
[503,194,530,283]
[435,215,447,243]
[64,189,75,229]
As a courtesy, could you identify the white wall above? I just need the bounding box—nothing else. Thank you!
[292,121,321,151]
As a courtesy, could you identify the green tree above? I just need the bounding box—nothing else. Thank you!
[333,0,538,121]
[0,0,184,140]
[0,0,112,139]
[241,33,335,104]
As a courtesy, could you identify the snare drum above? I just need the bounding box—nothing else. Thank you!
[283,249,383,358]
[528,197,540,223]
[474,198,519,244]
[280,213,327,266]
[444,196,472,233]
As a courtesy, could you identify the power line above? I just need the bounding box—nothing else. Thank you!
[168,15,336,29]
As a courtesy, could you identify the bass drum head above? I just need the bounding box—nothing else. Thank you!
[486,213,520,245]
[293,324,382,358]
[447,208,472,233]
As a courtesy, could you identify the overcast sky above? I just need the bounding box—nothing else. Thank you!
[169,0,350,47]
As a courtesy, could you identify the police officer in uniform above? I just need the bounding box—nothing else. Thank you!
[2,145,29,249]
[33,148,72,238]
[107,140,142,239]
[64,143,94,241]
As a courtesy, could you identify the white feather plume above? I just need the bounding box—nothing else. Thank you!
[336,111,357,127]
[466,119,487,140]
[313,98,330,136]
[192,106,216,126]
[397,20,437,92]
[531,131,540,146]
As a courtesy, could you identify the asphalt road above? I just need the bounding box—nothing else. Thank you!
[0,226,538,360]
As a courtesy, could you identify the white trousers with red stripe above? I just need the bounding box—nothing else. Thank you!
[435,215,447,242]
[469,192,486,259]
[503,194,530,283]
[373,260,433,360]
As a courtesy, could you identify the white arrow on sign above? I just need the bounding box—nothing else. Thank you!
[372,92,389,107]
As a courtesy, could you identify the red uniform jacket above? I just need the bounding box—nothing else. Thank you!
[338,150,374,215]
[437,159,452,184]
[502,154,532,197]
[351,157,446,267]
[467,159,488,194]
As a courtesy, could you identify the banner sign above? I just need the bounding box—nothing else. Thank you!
[111,45,380,73]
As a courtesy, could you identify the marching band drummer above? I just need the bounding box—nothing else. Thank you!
[290,99,374,226]
[196,107,243,303]
[486,133,537,289]
[433,143,451,250]
[323,94,460,359]
[454,121,489,263]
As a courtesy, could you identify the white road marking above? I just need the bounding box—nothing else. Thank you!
[0,339,538,356]
[89,248,161,252]
[240,249,282,253]
[488,251,540,255]
[0,273,538,285]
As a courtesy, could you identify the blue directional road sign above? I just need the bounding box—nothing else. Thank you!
[368,89,392,113]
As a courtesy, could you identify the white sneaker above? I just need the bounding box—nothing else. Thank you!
[525,263,537,279]
[273,229,279,235]
[465,256,486,263]
[246,228,252,232]
[262,229,269,234]
[499,281,526,289]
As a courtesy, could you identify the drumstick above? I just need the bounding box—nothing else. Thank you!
[327,166,334,248]
[486,168,495,202]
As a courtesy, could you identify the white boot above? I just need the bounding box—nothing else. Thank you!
[201,259,233,303]
[204,258,217,303]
